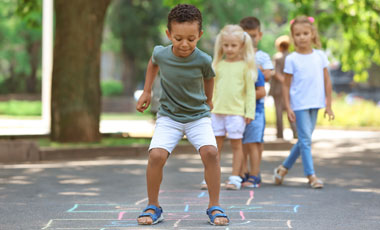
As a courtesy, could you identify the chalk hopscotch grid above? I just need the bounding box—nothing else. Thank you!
[42,190,298,229]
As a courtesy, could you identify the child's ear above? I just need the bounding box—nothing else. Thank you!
[198,30,204,38]
[165,29,172,40]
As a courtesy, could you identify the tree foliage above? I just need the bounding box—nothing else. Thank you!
[0,0,42,94]
[107,0,169,95]
[290,0,380,82]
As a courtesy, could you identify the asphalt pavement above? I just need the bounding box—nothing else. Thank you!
[0,129,380,229]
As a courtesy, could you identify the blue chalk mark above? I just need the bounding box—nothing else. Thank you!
[198,192,206,198]
[184,204,189,212]
[294,205,300,213]
[67,204,79,212]
[105,220,138,227]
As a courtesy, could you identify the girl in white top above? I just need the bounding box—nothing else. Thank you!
[273,16,335,189]
[206,25,257,190]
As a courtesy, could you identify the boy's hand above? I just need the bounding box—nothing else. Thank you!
[287,109,296,123]
[245,117,252,124]
[324,107,335,121]
[206,100,213,111]
[136,91,151,113]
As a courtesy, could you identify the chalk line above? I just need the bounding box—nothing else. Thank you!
[287,220,293,228]
[134,197,148,205]
[118,211,126,220]
[246,190,254,205]
[66,204,79,212]
[240,211,245,220]
[41,219,53,229]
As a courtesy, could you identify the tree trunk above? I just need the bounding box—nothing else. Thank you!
[51,0,111,142]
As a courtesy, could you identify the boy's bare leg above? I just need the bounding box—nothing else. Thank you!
[247,143,260,176]
[241,144,250,177]
[199,145,229,225]
[137,148,168,225]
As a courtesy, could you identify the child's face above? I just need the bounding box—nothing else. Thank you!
[292,23,314,50]
[222,34,243,62]
[166,21,203,58]
[245,28,262,48]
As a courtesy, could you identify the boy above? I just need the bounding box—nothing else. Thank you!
[239,17,274,187]
[136,4,229,226]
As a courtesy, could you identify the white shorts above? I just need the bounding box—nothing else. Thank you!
[149,116,217,154]
[211,114,246,139]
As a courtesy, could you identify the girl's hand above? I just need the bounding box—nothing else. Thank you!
[245,117,252,124]
[324,107,335,121]
[287,109,296,123]
[136,91,151,113]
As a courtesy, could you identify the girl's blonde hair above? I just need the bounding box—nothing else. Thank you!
[290,16,321,49]
[212,24,257,81]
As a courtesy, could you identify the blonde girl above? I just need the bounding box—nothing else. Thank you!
[203,24,257,190]
[274,16,335,189]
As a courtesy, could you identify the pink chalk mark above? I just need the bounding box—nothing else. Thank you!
[239,211,245,220]
[118,211,126,220]
[250,190,254,199]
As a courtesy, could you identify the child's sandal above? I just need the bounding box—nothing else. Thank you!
[206,206,229,226]
[137,205,164,225]
[273,165,288,185]
[225,175,242,190]
[308,176,324,189]
[242,175,261,188]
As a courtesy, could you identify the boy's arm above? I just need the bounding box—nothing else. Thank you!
[256,86,266,99]
[261,68,273,82]
[282,73,295,122]
[203,77,214,110]
[136,57,160,113]
[323,67,335,120]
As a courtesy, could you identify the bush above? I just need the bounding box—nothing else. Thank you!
[101,80,123,96]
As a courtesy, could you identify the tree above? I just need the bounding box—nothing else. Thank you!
[290,0,380,82]
[51,0,111,142]
[107,0,168,96]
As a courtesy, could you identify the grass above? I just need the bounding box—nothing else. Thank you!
[1,94,379,129]
[37,137,190,148]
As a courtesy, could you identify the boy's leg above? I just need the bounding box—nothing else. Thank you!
[137,148,168,224]
[246,143,260,177]
[137,116,183,225]
[185,117,228,225]
[199,145,228,225]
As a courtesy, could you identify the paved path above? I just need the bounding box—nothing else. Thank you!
[0,130,379,229]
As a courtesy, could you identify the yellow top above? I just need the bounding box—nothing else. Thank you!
[212,60,256,119]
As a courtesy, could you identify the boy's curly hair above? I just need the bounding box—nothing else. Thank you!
[167,4,202,32]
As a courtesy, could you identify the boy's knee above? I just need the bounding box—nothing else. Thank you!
[199,145,218,160]
[149,148,169,164]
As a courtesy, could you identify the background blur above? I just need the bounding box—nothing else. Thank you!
[0,0,379,134]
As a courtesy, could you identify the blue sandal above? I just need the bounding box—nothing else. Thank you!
[206,206,229,226]
[243,175,261,188]
[137,205,164,225]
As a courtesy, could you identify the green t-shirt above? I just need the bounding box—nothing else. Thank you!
[152,45,215,123]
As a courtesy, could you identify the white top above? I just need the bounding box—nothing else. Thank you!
[284,49,329,111]
[256,50,274,70]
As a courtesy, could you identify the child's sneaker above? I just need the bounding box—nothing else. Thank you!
[200,179,208,190]
[273,165,288,185]
[242,175,261,188]
[225,175,243,190]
